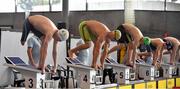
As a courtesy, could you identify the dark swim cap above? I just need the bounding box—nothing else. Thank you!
[163,39,173,50]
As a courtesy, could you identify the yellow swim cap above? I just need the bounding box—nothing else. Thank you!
[114,30,121,40]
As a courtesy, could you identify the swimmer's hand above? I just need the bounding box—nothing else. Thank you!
[68,50,77,58]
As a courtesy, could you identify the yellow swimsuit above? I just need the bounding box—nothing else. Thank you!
[79,21,97,42]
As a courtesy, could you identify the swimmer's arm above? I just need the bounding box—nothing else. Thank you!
[170,46,178,64]
[159,46,165,64]
[93,40,101,64]
[154,46,162,64]
[100,42,109,64]
[108,45,120,54]
[52,40,58,69]
[132,41,138,64]
[40,35,50,69]
[27,48,36,67]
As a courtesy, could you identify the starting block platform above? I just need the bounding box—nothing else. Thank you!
[4,56,45,88]
[136,61,155,81]
[161,63,176,78]
[4,56,180,89]
[104,58,131,84]
[135,59,163,81]
[65,57,102,89]
[65,58,180,89]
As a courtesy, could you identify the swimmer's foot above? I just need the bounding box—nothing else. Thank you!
[97,64,104,70]
[91,64,101,70]
[169,62,175,65]
[126,62,136,69]
[37,67,45,74]
[51,66,57,75]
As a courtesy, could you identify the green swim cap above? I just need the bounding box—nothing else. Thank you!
[143,37,151,45]
[114,30,121,40]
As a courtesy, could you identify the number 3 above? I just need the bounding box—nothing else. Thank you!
[29,78,33,88]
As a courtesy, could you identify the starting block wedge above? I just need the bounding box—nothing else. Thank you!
[4,56,45,88]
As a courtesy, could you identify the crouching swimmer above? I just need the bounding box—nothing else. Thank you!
[68,20,121,69]
[20,15,69,74]
[163,37,180,65]
[108,23,151,68]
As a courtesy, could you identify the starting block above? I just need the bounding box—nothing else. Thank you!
[176,63,180,76]
[65,57,102,89]
[136,59,155,81]
[4,56,45,88]
[161,63,176,78]
[104,58,130,84]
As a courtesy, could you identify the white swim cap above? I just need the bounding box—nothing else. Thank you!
[58,29,69,41]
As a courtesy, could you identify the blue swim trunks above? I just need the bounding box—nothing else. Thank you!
[21,18,44,42]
